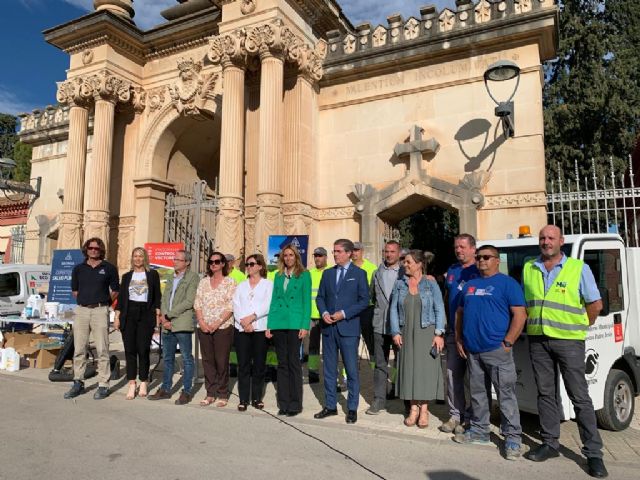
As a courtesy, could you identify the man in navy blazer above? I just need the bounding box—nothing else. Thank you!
[314,238,369,424]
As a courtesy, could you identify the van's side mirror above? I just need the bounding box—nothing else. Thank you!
[598,287,610,317]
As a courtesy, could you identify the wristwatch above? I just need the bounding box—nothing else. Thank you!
[503,340,513,348]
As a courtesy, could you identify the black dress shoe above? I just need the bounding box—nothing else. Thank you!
[277,409,288,416]
[346,410,357,424]
[286,411,301,417]
[527,444,560,462]
[587,457,608,478]
[314,407,338,419]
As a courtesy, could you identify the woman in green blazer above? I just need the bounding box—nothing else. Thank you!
[267,244,311,416]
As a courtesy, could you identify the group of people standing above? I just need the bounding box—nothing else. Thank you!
[62,224,608,478]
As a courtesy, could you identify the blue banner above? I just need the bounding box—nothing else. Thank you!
[47,249,84,305]
[267,235,310,268]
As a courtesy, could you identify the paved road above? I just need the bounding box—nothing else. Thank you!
[0,371,637,480]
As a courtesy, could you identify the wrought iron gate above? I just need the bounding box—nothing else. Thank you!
[164,181,218,274]
[10,225,25,264]
[547,157,640,247]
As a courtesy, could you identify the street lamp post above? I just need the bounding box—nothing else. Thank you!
[483,60,521,139]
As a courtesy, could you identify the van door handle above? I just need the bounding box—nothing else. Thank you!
[15,301,24,304]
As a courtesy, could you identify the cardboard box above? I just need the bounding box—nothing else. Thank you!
[29,337,62,349]
[20,345,61,369]
[3,333,47,350]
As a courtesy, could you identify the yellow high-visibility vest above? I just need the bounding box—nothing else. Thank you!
[523,257,589,340]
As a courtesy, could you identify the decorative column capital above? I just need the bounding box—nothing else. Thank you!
[207,30,248,69]
[56,77,94,108]
[89,70,133,104]
[298,39,327,83]
[246,20,286,59]
[57,70,135,107]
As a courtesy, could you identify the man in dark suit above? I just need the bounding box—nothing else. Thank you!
[314,238,369,424]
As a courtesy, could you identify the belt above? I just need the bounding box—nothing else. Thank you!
[79,302,110,309]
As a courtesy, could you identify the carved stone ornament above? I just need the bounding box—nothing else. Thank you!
[404,18,420,41]
[439,9,456,32]
[167,58,219,116]
[343,34,356,54]
[207,30,247,67]
[484,192,546,209]
[240,0,257,15]
[372,26,388,47]
[132,87,146,113]
[475,0,492,23]
[56,77,94,107]
[88,70,133,104]
[82,50,94,65]
[460,170,492,207]
[299,40,327,82]
[245,21,284,57]
[147,87,166,112]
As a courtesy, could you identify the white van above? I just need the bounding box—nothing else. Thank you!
[481,234,639,431]
[0,264,51,317]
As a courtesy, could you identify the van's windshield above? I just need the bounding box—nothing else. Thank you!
[495,243,573,284]
[0,272,20,297]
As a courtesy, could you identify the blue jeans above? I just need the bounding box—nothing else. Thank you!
[162,332,194,394]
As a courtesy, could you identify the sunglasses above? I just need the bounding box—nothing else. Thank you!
[87,246,101,251]
[475,254,497,261]
[246,262,258,267]
[208,259,223,265]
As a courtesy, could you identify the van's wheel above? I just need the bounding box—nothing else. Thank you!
[596,369,635,431]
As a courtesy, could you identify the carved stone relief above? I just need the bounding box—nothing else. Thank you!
[167,58,218,116]
[240,0,256,15]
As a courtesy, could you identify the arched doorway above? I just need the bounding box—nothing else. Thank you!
[135,103,221,272]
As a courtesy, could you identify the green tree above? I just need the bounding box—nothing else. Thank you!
[12,141,32,183]
[0,113,17,159]
[544,1,640,185]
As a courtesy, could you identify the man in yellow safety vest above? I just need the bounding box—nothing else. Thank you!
[523,225,607,479]
[308,247,330,383]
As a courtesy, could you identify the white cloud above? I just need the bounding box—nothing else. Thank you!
[58,1,458,31]
[61,0,174,30]
[340,0,456,26]
[0,86,39,116]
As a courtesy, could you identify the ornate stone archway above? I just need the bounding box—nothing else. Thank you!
[353,125,490,263]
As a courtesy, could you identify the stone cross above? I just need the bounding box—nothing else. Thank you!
[393,125,440,176]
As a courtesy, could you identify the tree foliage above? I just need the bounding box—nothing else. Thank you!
[544,0,640,185]
[0,113,32,182]
[0,114,17,159]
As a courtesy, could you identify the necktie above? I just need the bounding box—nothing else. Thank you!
[337,266,345,288]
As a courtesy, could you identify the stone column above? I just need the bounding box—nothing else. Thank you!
[254,50,285,253]
[84,97,116,245]
[282,73,316,235]
[215,61,246,258]
[58,104,89,249]
[83,71,132,251]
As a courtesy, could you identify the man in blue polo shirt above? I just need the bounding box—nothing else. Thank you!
[454,244,527,461]
[440,233,479,433]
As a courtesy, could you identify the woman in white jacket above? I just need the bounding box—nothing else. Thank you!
[232,253,273,411]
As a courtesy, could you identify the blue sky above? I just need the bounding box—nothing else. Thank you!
[1,0,454,116]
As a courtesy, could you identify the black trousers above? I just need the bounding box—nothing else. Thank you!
[273,329,303,412]
[360,305,375,360]
[529,336,603,458]
[122,301,155,381]
[235,329,268,403]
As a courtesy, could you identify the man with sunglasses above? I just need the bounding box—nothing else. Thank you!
[440,234,479,433]
[149,250,199,405]
[64,237,119,400]
[454,245,527,461]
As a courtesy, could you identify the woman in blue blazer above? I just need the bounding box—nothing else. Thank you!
[267,244,311,416]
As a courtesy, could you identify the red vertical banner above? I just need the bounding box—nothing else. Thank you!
[145,242,184,294]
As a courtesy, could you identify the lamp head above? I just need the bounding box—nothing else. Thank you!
[484,60,520,83]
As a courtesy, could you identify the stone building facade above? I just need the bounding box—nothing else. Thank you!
[18,0,558,269]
